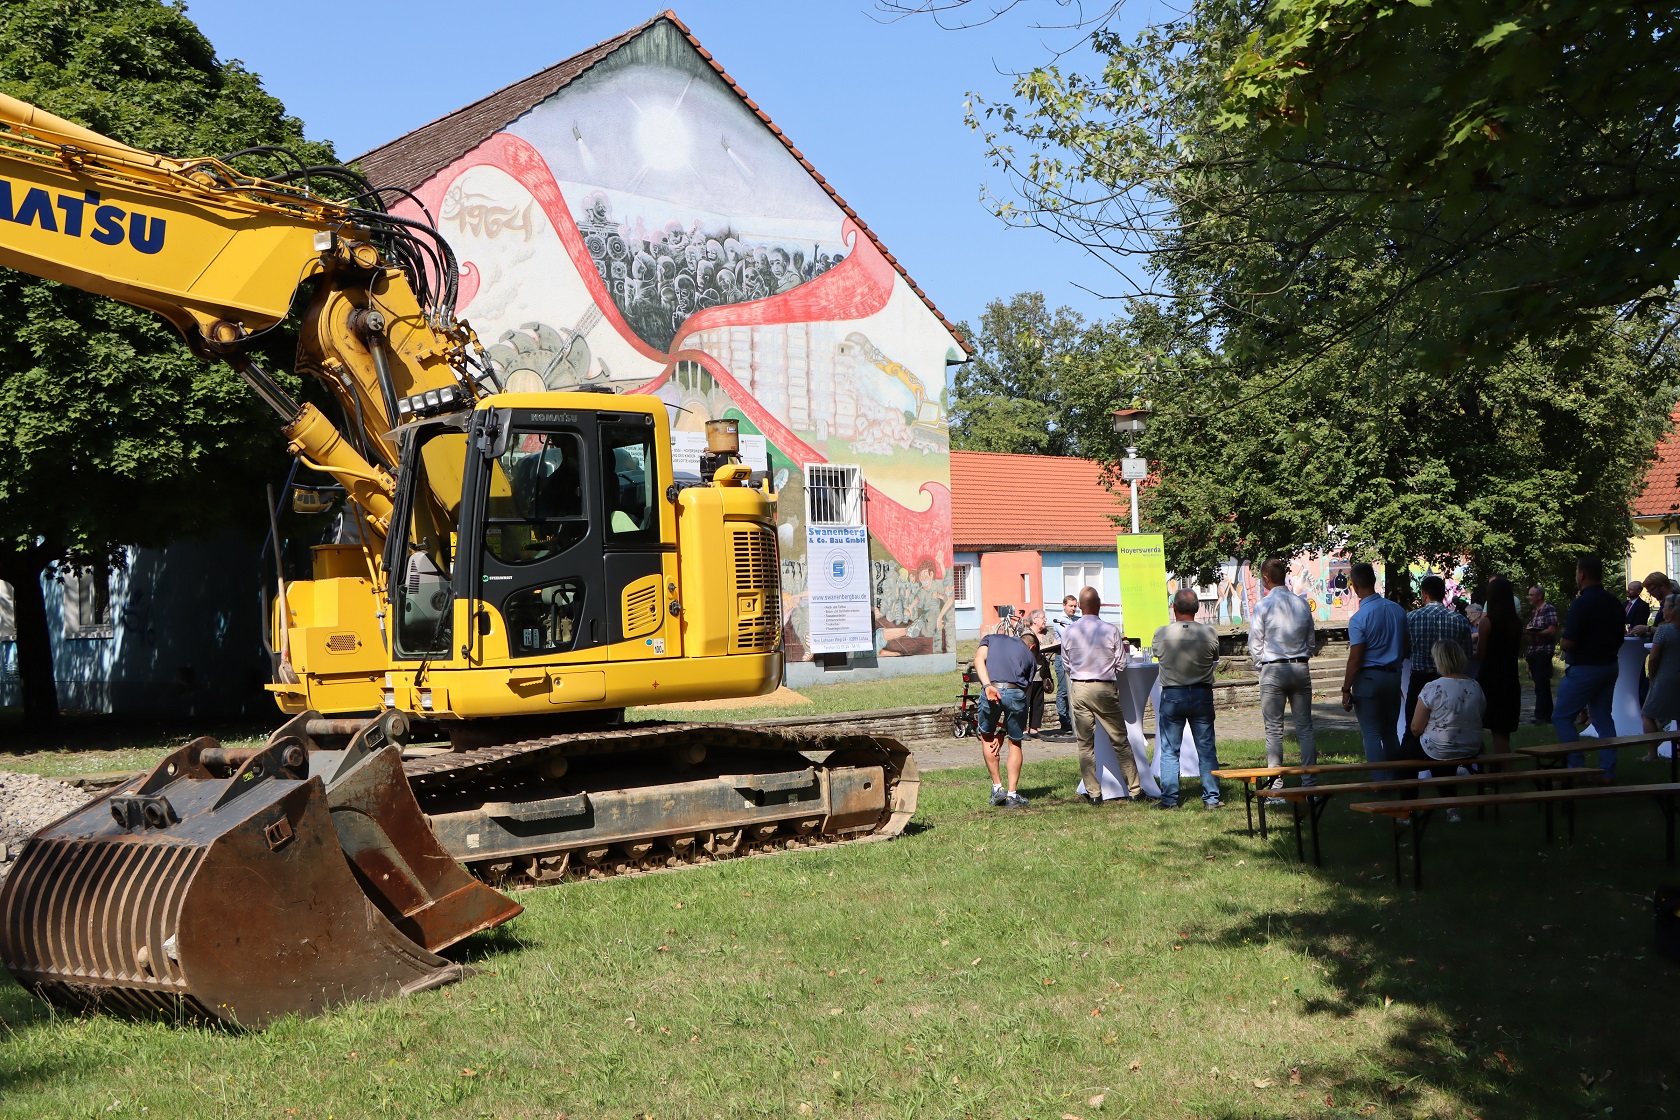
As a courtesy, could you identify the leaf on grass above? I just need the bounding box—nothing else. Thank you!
[1289,1068,1303,1085]
[1061,1114,1082,1120]
[1254,1079,1275,1088]
[1088,1092,1106,1108]
[971,958,982,966]
[1042,978,1057,986]
[1128,1059,1142,1072]
[460,1068,477,1078]
[1383,996,1394,1009]
[828,1008,844,1016]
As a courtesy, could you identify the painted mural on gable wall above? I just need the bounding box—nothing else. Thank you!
[393,22,960,660]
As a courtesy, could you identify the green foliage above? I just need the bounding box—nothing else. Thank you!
[951,291,1135,457]
[0,0,331,559]
[962,0,1680,583]
[1222,0,1680,345]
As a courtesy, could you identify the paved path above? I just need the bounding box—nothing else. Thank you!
[909,682,1550,772]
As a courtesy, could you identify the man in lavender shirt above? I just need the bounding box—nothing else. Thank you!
[1061,586,1144,804]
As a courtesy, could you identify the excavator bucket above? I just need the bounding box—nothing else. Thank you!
[0,713,521,1028]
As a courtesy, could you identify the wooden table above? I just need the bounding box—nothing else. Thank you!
[1212,753,1528,839]
[1266,766,1603,865]
[1518,730,1679,783]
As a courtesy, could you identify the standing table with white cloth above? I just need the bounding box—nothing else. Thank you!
[1072,655,1207,800]
[1577,637,1667,756]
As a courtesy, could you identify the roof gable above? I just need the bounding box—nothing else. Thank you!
[354,10,967,352]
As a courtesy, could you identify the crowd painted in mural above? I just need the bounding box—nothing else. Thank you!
[1191,557,1474,626]
[396,21,963,665]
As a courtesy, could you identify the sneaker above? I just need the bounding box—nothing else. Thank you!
[989,787,1007,807]
[1077,793,1103,806]
[1446,808,1464,824]
[1004,791,1030,809]
[1152,800,1180,811]
[1203,799,1224,809]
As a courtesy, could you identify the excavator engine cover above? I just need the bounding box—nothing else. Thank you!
[0,714,521,1028]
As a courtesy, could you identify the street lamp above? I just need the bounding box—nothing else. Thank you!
[1112,407,1150,534]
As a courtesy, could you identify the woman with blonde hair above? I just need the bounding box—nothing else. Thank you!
[1406,639,1488,821]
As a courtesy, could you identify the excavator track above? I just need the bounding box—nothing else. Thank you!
[402,721,919,890]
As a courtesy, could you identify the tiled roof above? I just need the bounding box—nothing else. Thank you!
[950,450,1131,550]
[353,10,969,355]
[1635,406,1680,519]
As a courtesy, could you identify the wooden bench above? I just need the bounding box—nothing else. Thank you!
[1212,754,1529,839]
[1518,730,1680,783]
[1267,767,1604,866]
[1351,783,1680,889]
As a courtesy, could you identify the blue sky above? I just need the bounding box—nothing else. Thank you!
[182,0,1152,334]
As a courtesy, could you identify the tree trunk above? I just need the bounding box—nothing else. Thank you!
[1382,549,1416,609]
[0,545,59,728]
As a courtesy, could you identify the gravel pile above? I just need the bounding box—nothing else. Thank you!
[0,770,92,883]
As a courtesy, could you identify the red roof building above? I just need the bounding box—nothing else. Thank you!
[1629,407,1680,584]
[949,451,1132,635]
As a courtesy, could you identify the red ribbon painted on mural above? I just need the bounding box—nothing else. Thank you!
[401,131,953,574]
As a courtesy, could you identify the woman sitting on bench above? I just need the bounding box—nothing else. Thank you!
[1406,639,1488,822]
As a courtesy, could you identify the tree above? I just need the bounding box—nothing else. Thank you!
[951,291,1130,457]
[1222,0,1680,350]
[937,0,1680,588]
[0,0,333,726]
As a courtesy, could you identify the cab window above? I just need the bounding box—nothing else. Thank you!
[601,421,657,543]
[484,431,588,565]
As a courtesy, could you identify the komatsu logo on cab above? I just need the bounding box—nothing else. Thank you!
[0,179,166,254]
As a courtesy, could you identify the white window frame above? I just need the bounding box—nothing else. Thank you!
[0,581,14,641]
[1667,536,1680,585]
[1063,562,1104,601]
[62,565,114,640]
[804,464,864,527]
[952,563,974,609]
[1020,572,1032,606]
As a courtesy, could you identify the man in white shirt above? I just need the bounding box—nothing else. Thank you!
[1249,558,1318,785]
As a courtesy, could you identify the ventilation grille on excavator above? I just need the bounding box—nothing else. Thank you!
[730,527,779,652]
[623,582,661,639]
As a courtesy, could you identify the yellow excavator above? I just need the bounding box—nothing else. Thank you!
[0,94,916,1027]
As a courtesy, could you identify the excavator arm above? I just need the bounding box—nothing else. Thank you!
[0,92,484,541]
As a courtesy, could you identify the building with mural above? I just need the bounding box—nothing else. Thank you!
[356,12,966,686]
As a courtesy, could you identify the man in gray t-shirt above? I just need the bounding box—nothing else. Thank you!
[974,632,1035,808]
[1150,589,1224,808]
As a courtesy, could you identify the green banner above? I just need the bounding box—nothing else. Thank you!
[1115,534,1170,646]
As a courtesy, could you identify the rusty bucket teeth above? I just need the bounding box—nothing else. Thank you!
[0,729,519,1029]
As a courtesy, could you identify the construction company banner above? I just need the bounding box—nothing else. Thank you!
[1116,534,1170,646]
[806,525,873,654]
[669,431,769,481]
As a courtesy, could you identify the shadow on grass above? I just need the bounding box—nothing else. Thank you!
[0,710,275,757]
[1169,799,1680,1117]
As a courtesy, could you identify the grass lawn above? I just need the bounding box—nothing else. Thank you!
[3,726,1676,1118]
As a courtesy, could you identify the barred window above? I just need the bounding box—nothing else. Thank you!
[952,564,973,608]
[63,563,114,640]
[805,464,863,527]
